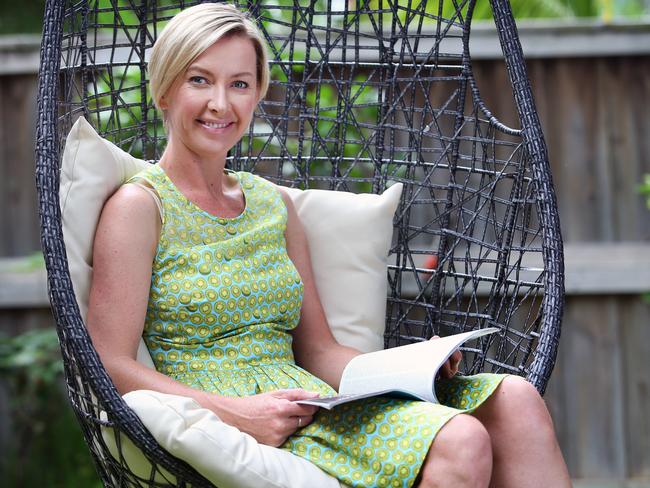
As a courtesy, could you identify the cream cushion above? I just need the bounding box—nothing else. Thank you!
[101,390,342,488]
[60,116,148,320]
[282,185,401,352]
[61,116,400,487]
[59,117,155,366]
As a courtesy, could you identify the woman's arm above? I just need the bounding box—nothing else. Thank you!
[277,187,462,387]
[276,187,362,390]
[87,184,210,397]
[87,184,318,447]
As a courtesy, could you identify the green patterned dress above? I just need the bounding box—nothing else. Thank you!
[130,164,506,488]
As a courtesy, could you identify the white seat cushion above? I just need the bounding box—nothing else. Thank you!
[62,116,401,487]
[101,390,343,488]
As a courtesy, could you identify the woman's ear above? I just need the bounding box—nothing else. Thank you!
[158,94,169,110]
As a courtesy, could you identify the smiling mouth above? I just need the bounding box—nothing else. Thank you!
[199,120,233,129]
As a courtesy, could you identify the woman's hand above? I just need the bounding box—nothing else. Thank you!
[431,335,462,379]
[211,389,321,447]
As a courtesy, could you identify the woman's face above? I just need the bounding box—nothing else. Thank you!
[160,35,259,161]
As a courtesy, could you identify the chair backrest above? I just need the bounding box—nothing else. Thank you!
[36,1,564,486]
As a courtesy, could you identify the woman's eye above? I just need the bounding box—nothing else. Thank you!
[189,76,207,84]
[232,80,249,89]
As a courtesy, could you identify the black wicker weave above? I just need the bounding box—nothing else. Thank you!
[36,0,564,486]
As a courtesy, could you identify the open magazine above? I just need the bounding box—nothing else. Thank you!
[296,327,499,410]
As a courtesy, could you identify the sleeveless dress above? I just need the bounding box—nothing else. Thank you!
[129,164,506,488]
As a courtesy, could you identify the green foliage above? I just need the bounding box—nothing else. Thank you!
[8,251,45,273]
[639,174,650,210]
[90,65,165,158]
[95,0,180,30]
[2,0,650,36]
[0,328,63,384]
[472,0,649,20]
[0,1,46,34]
[363,0,650,22]
[0,328,101,487]
[302,78,382,191]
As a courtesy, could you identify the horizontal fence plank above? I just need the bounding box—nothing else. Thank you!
[3,20,650,75]
[478,19,650,58]
[395,243,650,298]
[0,257,49,308]
[0,35,41,75]
[2,243,648,309]
[564,243,650,294]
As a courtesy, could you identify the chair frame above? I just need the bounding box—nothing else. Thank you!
[36,0,564,486]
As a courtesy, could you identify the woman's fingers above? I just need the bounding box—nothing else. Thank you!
[272,393,318,436]
[441,350,462,378]
[291,413,315,430]
[272,388,320,401]
[431,335,463,378]
[440,361,453,379]
[450,350,462,373]
[272,389,320,417]
[287,402,319,417]
[218,390,324,446]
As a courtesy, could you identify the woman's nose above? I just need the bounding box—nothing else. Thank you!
[207,86,228,113]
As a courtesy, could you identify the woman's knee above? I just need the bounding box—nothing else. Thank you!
[420,414,492,487]
[501,377,553,421]
[491,376,558,441]
[437,414,492,463]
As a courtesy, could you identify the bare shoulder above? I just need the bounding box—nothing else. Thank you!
[105,182,157,213]
[95,183,161,257]
[102,183,159,225]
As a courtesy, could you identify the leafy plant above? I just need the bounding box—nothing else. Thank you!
[469,0,649,20]
[640,173,650,210]
[372,0,650,21]
[0,1,47,34]
[0,328,101,487]
[8,251,45,273]
[0,328,63,390]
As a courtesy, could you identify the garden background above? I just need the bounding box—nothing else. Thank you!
[1,1,649,486]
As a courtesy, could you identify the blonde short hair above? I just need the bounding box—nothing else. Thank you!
[148,3,270,112]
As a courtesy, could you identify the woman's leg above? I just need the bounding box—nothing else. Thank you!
[417,414,492,488]
[471,375,571,488]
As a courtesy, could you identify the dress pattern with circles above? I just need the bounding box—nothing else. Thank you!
[130,165,506,488]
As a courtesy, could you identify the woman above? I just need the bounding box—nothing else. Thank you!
[87,4,571,487]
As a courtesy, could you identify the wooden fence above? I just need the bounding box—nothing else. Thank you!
[1,21,649,485]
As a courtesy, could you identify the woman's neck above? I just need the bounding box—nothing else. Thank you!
[158,139,234,201]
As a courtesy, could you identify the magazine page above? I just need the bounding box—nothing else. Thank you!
[296,327,498,410]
